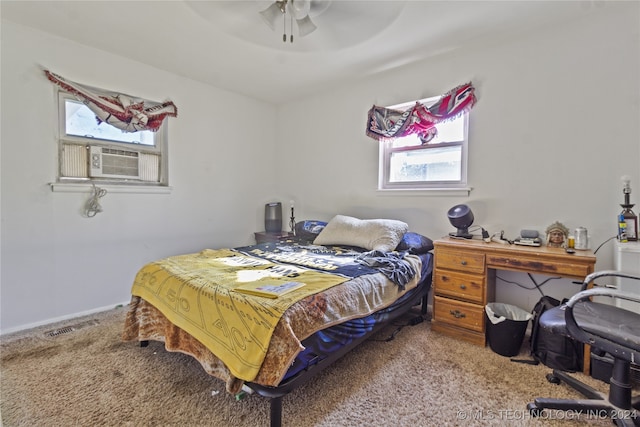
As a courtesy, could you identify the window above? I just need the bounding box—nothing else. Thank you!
[379,96,469,191]
[57,90,168,186]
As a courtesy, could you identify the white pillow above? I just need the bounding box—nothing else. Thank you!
[313,215,409,252]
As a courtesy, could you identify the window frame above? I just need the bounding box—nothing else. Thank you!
[55,89,169,187]
[378,96,470,192]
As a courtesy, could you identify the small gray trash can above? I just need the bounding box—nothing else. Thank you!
[485,303,532,357]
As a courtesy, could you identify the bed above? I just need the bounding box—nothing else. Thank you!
[122,215,434,427]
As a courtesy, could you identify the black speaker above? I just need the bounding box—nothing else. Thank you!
[447,204,474,239]
[265,202,282,233]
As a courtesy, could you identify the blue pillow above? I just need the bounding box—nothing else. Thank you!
[395,232,434,254]
[295,220,327,241]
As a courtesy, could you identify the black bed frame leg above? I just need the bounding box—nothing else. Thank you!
[421,293,429,315]
[270,396,283,427]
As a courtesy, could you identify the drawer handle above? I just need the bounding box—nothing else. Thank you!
[459,284,466,290]
[461,260,467,266]
[449,309,466,319]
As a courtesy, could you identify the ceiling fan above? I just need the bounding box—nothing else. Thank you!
[185,1,405,52]
[259,0,331,43]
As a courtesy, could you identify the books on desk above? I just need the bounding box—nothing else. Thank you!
[234,281,305,298]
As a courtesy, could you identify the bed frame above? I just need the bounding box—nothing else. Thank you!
[131,235,434,427]
[244,277,431,427]
[138,277,429,427]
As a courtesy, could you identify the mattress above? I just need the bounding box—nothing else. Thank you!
[123,240,432,394]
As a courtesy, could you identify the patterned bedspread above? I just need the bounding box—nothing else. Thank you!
[129,248,349,381]
[123,243,423,393]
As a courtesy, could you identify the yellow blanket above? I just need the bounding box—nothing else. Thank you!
[130,249,347,381]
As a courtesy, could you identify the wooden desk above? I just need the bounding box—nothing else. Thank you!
[432,237,596,373]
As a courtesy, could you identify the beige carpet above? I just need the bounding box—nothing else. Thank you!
[0,306,619,426]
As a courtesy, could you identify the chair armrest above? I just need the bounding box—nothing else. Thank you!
[565,288,640,309]
[565,271,640,357]
[579,270,640,291]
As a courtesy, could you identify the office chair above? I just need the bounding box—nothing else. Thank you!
[527,270,640,426]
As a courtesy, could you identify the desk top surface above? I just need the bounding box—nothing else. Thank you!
[434,236,596,262]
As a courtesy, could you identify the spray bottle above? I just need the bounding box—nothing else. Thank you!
[618,213,628,242]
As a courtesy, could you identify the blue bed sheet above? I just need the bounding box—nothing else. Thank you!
[282,252,432,381]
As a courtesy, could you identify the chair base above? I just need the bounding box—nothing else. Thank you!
[528,360,640,426]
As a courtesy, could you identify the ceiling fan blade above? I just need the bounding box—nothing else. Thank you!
[289,0,311,20]
[259,2,284,30]
[309,0,332,16]
[296,15,317,37]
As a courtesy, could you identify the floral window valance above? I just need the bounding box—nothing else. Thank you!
[366,82,476,144]
[45,70,177,133]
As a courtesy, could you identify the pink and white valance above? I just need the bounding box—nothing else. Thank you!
[366,82,476,143]
[45,70,177,133]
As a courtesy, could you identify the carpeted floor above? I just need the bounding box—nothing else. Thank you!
[0,306,619,426]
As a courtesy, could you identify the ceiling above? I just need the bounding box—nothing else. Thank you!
[1,1,606,105]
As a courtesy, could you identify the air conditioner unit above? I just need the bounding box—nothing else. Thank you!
[89,146,141,179]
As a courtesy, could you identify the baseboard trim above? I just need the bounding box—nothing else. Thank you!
[0,301,130,336]
[2,301,433,336]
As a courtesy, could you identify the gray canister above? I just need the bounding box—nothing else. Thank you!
[265,202,282,233]
[574,227,589,250]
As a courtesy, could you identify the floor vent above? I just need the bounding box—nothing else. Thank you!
[46,326,75,337]
[44,319,100,338]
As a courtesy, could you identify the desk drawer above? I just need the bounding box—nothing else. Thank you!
[434,270,485,304]
[435,248,485,274]
[486,254,591,279]
[433,296,485,332]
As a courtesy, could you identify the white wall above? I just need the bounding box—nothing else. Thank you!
[274,3,640,311]
[0,21,279,333]
[2,3,639,333]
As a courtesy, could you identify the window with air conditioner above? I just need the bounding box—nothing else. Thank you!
[57,91,168,186]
